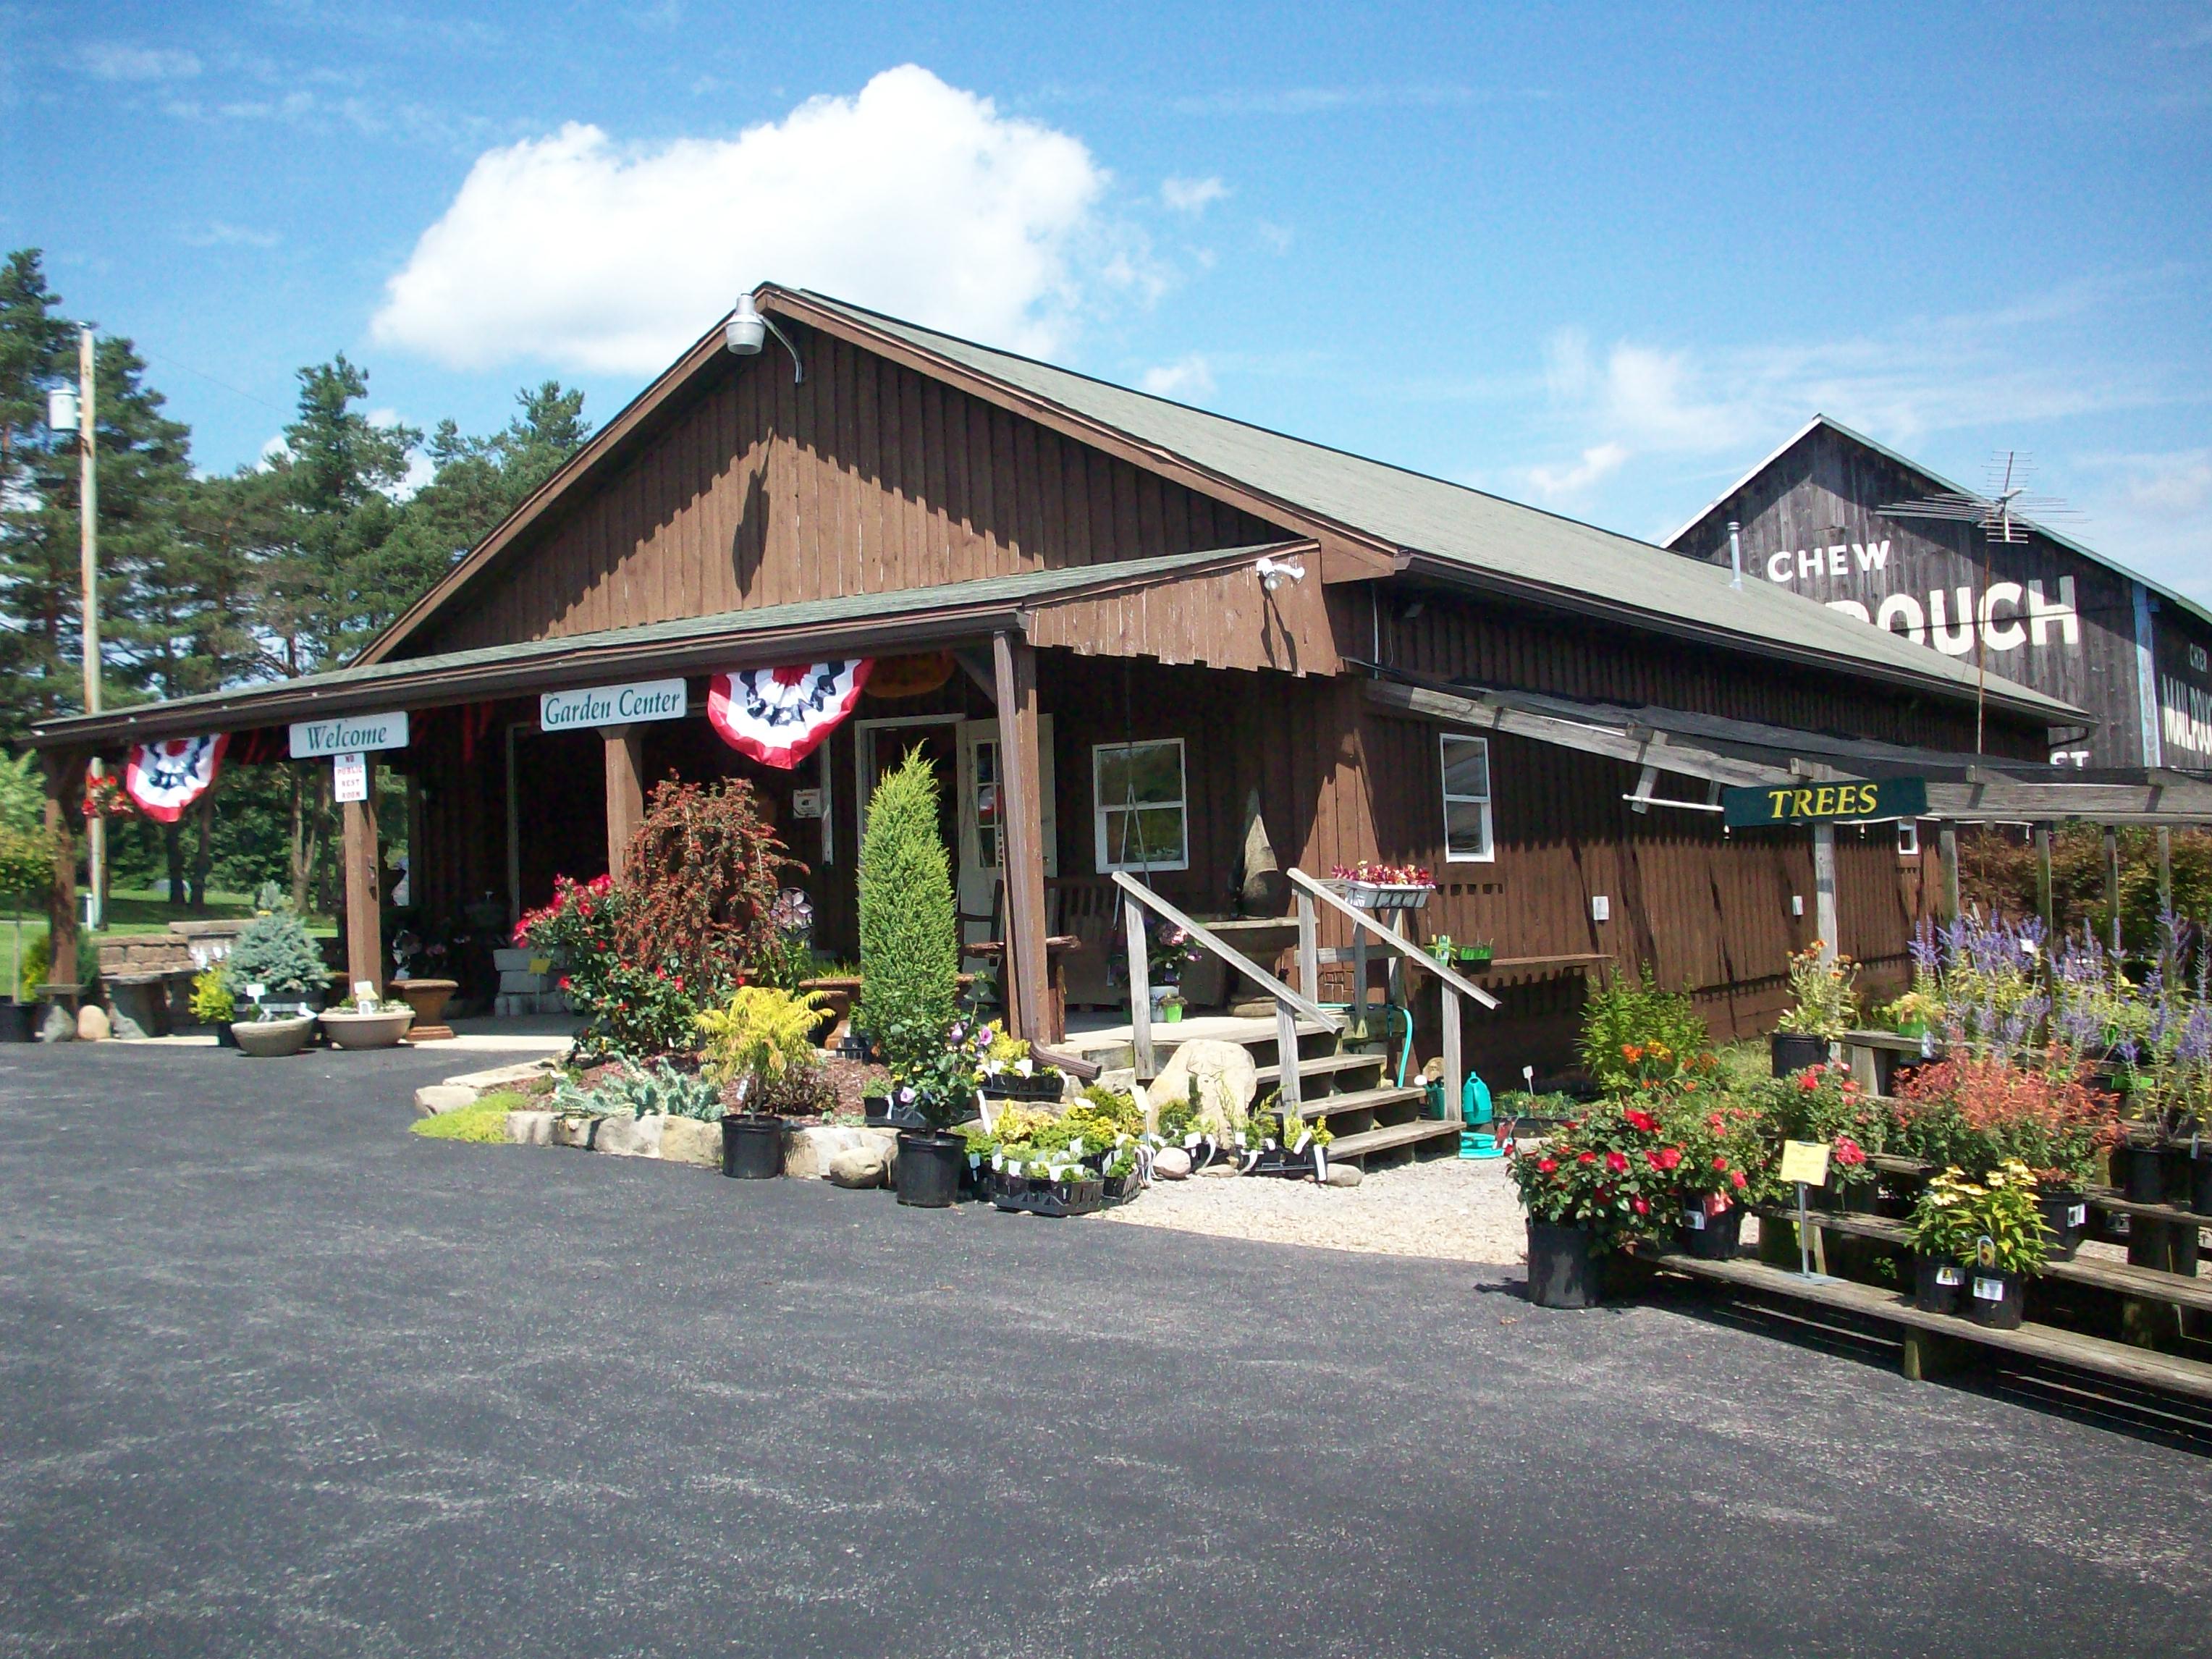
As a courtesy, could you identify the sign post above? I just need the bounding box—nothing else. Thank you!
[1778,1139,1833,1281]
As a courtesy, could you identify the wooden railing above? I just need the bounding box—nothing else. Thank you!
[1112,871,1341,1106]
[1285,869,1499,1133]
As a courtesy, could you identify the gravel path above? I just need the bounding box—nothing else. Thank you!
[1100,1152,1530,1264]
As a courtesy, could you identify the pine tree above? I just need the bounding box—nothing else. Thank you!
[856,748,959,1073]
[0,250,82,733]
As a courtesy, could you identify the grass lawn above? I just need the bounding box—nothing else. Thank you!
[2,887,337,997]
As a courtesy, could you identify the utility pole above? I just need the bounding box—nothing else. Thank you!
[77,326,104,932]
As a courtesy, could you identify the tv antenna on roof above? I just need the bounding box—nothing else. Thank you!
[1877,452,2080,757]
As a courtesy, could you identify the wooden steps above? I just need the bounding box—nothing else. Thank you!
[1254,1052,1387,1086]
[1284,1085,1427,1123]
[1637,1244,2212,1406]
[1325,1118,1463,1161]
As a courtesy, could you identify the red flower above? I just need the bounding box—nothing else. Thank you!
[1537,1157,1558,1173]
[1731,1170,1748,1190]
[1577,1152,1597,1165]
[1605,1151,1629,1175]
[557,976,573,992]
[1631,1196,1650,1216]
[1623,1107,1659,1133]
[1712,1155,1729,1172]
[1797,1071,1820,1092]
[1834,1136,1865,1167]
[1646,1146,1682,1172]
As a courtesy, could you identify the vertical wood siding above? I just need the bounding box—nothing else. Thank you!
[410,325,1286,658]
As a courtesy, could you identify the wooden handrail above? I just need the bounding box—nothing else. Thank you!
[1112,871,1340,1089]
[1285,870,1501,1010]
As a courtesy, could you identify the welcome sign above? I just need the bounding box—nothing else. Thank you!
[1721,777,1927,830]
[539,677,688,732]
[290,712,409,759]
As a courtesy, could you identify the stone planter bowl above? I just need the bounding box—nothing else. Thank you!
[231,1015,316,1058]
[318,1008,416,1050]
[393,978,458,1026]
[798,975,862,1043]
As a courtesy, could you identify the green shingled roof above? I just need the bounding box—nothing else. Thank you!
[797,290,2083,722]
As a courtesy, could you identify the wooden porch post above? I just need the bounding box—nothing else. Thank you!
[992,630,1050,1042]
[604,725,644,879]
[41,749,88,998]
[1811,823,1839,965]
[1936,824,1961,925]
[343,759,382,997]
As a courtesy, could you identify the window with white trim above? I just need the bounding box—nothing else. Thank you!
[1439,733,1494,862]
[1093,738,1189,871]
[1898,819,1920,857]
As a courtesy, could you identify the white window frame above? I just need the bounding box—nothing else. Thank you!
[1439,732,1495,864]
[1092,738,1189,873]
[1898,819,1921,857]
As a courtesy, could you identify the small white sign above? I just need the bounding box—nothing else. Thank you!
[1590,895,1611,922]
[1972,1276,2006,1302]
[332,751,368,803]
[291,711,408,759]
[791,788,825,819]
[540,677,688,732]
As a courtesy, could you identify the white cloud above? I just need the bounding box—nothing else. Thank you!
[1524,442,1630,500]
[1160,175,1228,214]
[1254,219,1293,254]
[1140,355,1215,398]
[372,65,1134,373]
[2074,448,2212,604]
[81,44,202,81]
[181,220,281,249]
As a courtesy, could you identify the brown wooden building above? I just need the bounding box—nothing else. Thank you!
[38,287,2126,1083]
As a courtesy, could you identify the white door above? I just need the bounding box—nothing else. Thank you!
[957,717,1055,946]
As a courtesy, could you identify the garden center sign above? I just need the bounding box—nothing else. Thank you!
[1721,777,1928,830]
[539,677,688,732]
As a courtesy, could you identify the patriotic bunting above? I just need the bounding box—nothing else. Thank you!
[706,660,872,769]
[124,733,228,823]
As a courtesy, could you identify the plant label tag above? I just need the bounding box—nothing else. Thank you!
[245,982,266,1000]
[1973,1276,2004,1302]
[332,751,368,803]
[1682,1209,1706,1229]
[1778,1140,1831,1187]
[1936,1265,1964,1286]
[2067,1204,2086,1227]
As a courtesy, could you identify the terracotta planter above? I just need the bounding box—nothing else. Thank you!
[393,978,457,1029]
[317,1008,415,1050]
[231,1016,316,1058]
[798,975,861,1043]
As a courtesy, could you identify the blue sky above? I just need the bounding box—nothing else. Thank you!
[8,1,2211,599]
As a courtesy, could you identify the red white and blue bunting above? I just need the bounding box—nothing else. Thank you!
[706,660,872,769]
[124,733,228,823]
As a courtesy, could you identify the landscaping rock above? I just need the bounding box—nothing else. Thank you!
[593,1112,664,1157]
[38,1005,74,1043]
[827,1144,890,1188]
[1324,1162,1364,1188]
[414,1084,478,1118]
[1198,1160,1241,1178]
[659,1115,721,1168]
[1144,1039,1257,1136]
[1094,1067,1139,1102]
[506,1110,554,1147]
[109,1010,149,1041]
[1152,1147,1193,1181]
[550,1115,596,1149]
[76,1004,111,1042]
[785,1125,900,1181]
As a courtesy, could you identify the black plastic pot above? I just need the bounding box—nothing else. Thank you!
[979,1074,1063,1102]
[1914,1254,1967,1314]
[2190,1149,2212,1220]
[0,1000,35,1043]
[1770,1033,1829,1078]
[1967,1265,2025,1330]
[214,1021,239,1049]
[2123,1144,2166,1205]
[1674,1201,1744,1260]
[864,1094,927,1131]
[895,1131,965,1208]
[719,1114,786,1179]
[2036,1186,2088,1259]
[1527,1221,1603,1309]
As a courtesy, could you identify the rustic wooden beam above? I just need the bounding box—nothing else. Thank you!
[343,759,382,997]
[1122,892,1154,1080]
[604,725,644,879]
[1812,824,1839,964]
[41,748,87,1000]
[992,631,1050,1042]
[1936,824,1961,924]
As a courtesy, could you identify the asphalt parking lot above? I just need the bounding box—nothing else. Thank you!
[4,1040,2209,1657]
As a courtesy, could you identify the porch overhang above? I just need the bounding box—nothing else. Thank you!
[30,544,1314,752]
[1363,672,2212,828]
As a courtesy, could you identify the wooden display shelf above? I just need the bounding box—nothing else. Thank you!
[1632,1244,2212,1405]
[1862,1152,2212,1232]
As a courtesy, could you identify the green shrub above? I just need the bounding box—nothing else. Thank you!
[409,1090,527,1144]
[1576,967,1709,1094]
[223,908,329,1000]
[190,969,235,1025]
[855,748,958,1073]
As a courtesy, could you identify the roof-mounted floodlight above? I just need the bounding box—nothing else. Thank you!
[1255,554,1306,594]
[725,294,803,383]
